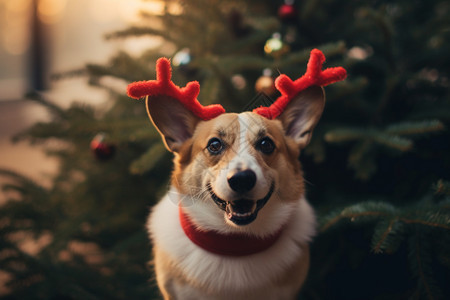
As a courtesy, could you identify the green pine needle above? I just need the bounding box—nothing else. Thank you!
[371,132,413,151]
[198,75,221,104]
[324,128,367,143]
[434,179,450,196]
[371,218,405,254]
[321,201,397,232]
[385,120,445,136]
[129,143,167,175]
[408,234,443,299]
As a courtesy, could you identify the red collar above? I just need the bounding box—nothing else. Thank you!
[179,206,284,256]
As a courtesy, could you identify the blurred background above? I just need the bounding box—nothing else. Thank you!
[0,0,449,299]
[0,0,163,186]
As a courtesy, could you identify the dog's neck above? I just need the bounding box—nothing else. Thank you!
[179,206,285,256]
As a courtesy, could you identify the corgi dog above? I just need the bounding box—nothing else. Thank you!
[127,49,346,300]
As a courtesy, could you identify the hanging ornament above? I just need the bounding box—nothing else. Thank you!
[172,48,197,76]
[278,0,298,22]
[231,74,247,90]
[264,33,290,58]
[255,69,276,96]
[90,133,115,161]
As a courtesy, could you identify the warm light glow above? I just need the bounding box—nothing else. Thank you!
[1,0,32,55]
[0,0,183,58]
[118,0,151,21]
[88,0,119,23]
[2,27,30,55]
[6,0,32,13]
[38,0,67,24]
[347,46,373,60]
[87,0,178,23]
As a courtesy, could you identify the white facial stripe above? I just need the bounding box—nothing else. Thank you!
[213,113,268,200]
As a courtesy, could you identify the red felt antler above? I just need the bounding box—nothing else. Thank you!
[253,49,347,119]
[127,50,346,121]
[127,58,225,121]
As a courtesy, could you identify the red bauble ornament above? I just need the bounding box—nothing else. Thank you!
[278,3,297,21]
[90,133,115,161]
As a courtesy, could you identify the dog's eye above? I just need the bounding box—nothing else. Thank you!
[256,137,275,154]
[207,138,224,154]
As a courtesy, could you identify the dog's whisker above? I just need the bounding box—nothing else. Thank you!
[303,178,315,187]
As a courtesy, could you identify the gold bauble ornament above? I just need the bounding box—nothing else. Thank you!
[255,69,276,95]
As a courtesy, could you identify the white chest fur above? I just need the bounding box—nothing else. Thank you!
[147,189,316,299]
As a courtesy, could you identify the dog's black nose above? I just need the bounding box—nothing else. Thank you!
[227,169,256,193]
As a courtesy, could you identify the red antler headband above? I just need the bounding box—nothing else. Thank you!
[127,49,347,120]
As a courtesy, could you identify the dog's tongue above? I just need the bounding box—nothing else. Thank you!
[225,200,256,219]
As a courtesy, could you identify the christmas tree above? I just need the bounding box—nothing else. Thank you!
[1,0,449,299]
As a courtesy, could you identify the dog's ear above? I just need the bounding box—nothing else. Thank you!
[146,96,200,152]
[277,86,325,148]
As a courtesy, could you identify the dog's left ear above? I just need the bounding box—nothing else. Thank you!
[277,86,325,148]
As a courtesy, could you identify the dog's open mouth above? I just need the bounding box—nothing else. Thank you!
[206,182,275,225]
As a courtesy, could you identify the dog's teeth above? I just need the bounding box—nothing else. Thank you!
[225,202,233,219]
[232,212,251,217]
[225,201,255,219]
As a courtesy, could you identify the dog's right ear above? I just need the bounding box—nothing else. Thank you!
[127,58,225,152]
[146,96,200,153]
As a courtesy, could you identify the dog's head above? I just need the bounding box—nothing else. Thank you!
[128,49,346,231]
[147,87,324,228]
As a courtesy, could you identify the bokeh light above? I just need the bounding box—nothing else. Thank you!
[37,0,68,24]
[1,0,32,55]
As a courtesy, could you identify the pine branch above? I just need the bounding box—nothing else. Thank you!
[325,128,414,151]
[86,52,155,83]
[24,92,66,118]
[385,120,445,136]
[198,75,221,105]
[321,211,387,232]
[211,55,273,75]
[222,30,270,53]
[371,218,405,254]
[330,77,369,100]
[348,140,376,180]
[279,41,346,69]
[408,107,450,121]
[105,26,176,43]
[434,179,450,196]
[320,201,396,232]
[359,7,395,68]
[304,134,326,163]
[322,200,450,231]
[408,234,443,300]
[413,239,434,300]
[400,218,450,231]
[371,132,413,151]
[0,169,48,199]
[324,128,367,143]
[129,143,167,175]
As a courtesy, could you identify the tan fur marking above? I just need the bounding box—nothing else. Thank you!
[258,117,305,204]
